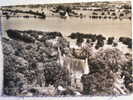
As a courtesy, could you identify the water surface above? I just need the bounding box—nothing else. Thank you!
[1,17,132,38]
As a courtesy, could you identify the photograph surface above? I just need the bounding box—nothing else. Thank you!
[0,1,132,96]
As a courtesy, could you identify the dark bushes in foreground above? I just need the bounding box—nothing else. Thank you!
[6,30,63,43]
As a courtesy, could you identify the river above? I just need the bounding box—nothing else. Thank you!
[1,17,132,38]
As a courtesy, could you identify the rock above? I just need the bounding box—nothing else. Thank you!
[74,91,82,96]
[81,48,131,95]
[2,40,14,55]
[58,85,66,91]
[89,48,127,73]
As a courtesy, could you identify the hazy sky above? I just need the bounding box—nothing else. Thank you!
[0,0,131,6]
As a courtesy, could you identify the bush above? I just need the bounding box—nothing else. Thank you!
[6,30,35,43]
[76,38,84,46]
[95,40,104,49]
[119,37,132,49]
[107,37,114,45]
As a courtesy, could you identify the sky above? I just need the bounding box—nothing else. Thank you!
[0,0,131,6]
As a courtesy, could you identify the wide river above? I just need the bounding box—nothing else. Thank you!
[1,17,132,38]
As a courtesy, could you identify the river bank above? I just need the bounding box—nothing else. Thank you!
[2,29,132,96]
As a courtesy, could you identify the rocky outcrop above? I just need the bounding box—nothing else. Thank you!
[3,30,71,96]
[81,48,132,96]
[2,29,132,96]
